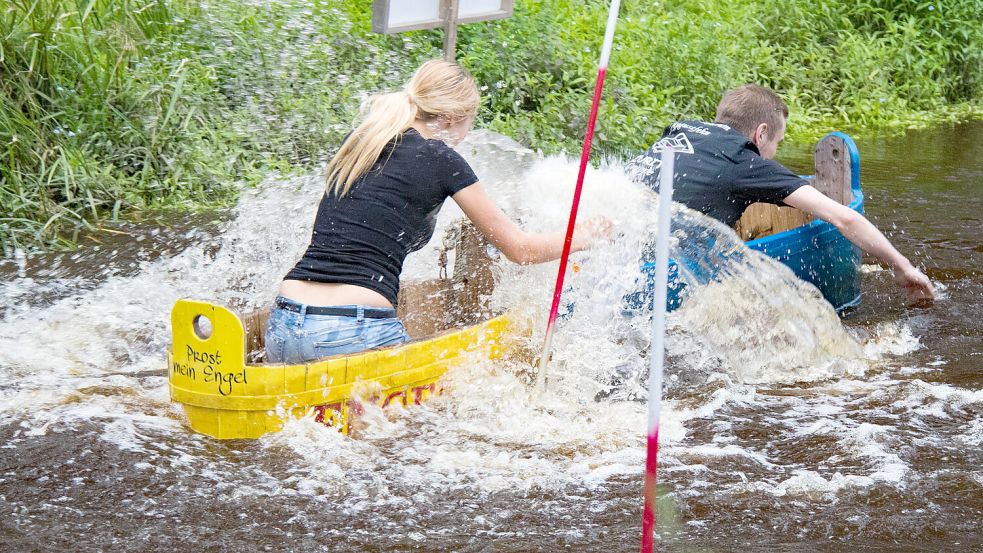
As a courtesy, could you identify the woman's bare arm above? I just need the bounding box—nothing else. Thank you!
[451,183,609,264]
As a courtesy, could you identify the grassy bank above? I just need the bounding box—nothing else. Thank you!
[2,0,980,253]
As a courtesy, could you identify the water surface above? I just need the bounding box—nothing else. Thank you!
[1,122,980,552]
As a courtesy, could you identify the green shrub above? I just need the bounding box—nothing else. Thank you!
[464,0,981,156]
[2,0,980,253]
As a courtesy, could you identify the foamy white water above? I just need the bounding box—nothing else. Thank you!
[1,130,979,551]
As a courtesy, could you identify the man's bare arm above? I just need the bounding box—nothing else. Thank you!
[784,185,935,301]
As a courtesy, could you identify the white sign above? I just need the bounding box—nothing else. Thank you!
[372,0,513,34]
[383,0,440,31]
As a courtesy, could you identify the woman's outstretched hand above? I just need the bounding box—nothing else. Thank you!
[572,216,614,252]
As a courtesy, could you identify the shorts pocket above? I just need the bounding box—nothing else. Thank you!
[312,338,366,359]
[313,334,363,348]
[364,320,410,349]
[310,322,365,354]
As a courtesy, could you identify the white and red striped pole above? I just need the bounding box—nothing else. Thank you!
[640,150,675,552]
[537,0,622,390]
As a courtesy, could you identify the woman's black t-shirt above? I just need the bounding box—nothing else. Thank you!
[284,128,479,306]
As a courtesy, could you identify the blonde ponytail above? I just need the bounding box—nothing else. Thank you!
[326,60,481,197]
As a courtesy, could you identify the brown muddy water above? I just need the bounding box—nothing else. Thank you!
[1,122,981,552]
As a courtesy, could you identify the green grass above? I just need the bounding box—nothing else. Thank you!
[2,0,980,253]
[462,0,982,157]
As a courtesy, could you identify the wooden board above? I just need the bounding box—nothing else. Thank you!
[813,134,854,205]
[734,204,811,241]
[733,134,854,241]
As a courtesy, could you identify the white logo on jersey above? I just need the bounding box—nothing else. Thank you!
[652,132,694,154]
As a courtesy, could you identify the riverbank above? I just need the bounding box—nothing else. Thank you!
[2,0,980,252]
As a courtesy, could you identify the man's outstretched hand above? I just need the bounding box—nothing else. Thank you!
[894,265,936,304]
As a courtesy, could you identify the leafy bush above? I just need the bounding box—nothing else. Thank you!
[464,0,981,157]
[2,0,980,253]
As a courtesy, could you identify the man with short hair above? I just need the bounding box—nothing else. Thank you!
[629,84,934,301]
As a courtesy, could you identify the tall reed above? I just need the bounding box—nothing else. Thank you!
[2,0,980,254]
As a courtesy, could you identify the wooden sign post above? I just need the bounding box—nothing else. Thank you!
[442,0,459,61]
[371,0,514,61]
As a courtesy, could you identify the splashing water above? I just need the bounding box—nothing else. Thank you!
[0,130,977,551]
[465,133,867,403]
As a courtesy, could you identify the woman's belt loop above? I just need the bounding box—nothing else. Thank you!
[297,303,307,327]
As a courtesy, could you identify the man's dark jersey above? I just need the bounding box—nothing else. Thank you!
[285,128,478,306]
[628,121,807,227]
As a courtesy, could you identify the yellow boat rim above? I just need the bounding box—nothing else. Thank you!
[168,298,515,439]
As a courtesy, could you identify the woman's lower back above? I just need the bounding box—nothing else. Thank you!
[278,279,394,309]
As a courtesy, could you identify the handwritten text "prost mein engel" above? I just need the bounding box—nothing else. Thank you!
[171,345,247,396]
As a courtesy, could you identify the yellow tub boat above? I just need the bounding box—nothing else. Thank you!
[168,222,519,439]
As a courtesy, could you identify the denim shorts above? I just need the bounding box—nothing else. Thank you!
[264,296,410,364]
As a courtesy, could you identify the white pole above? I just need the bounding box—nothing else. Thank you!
[598,0,621,69]
[647,152,672,447]
[640,150,674,551]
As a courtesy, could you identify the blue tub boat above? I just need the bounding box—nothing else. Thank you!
[634,132,864,313]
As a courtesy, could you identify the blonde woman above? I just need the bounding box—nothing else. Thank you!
[266,60,609,363]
